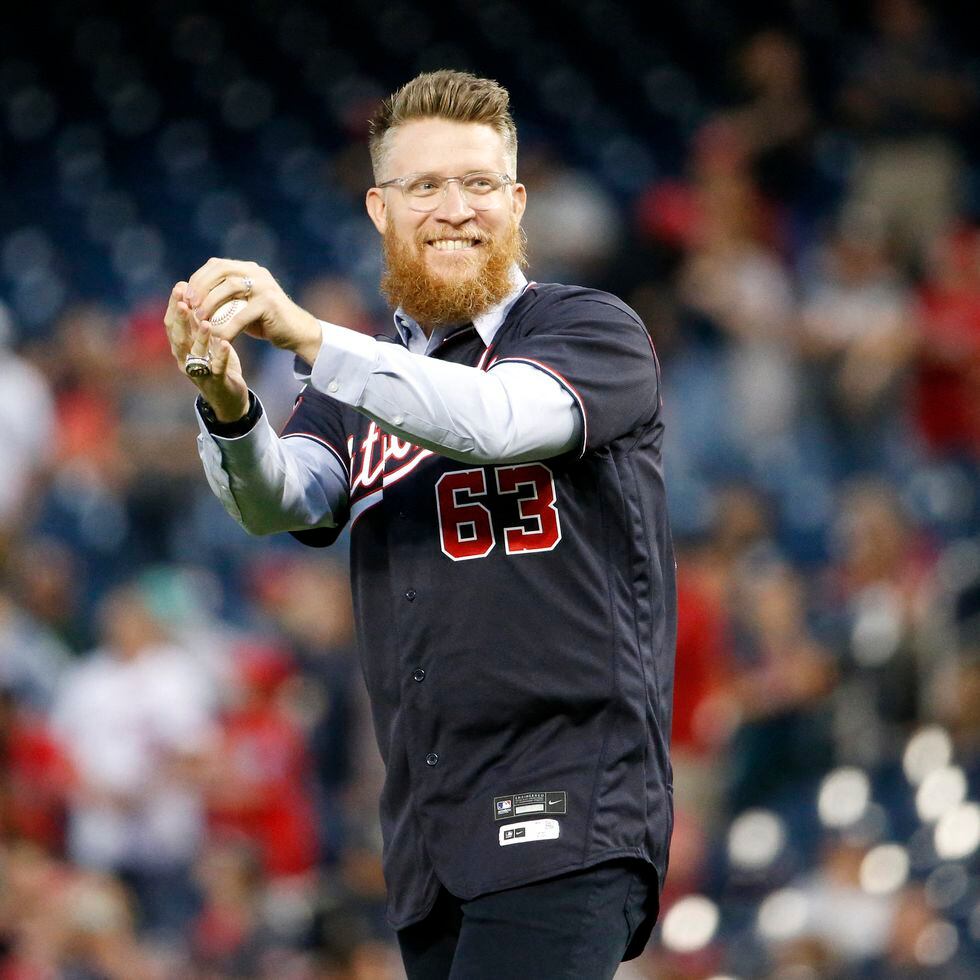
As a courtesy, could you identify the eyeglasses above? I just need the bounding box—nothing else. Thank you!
[376,171,514,212]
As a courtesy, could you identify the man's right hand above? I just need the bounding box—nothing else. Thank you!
[164,281,250,422]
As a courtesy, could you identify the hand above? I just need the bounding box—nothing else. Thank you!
[164,281,250,422]
[184,257,323,364]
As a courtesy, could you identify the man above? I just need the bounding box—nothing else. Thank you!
[165,70,676,978]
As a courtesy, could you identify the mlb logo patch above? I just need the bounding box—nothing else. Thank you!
[494,797,513,815]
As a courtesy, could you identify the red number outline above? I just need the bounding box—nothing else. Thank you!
[495,463,563,555]
[435,468,496,561]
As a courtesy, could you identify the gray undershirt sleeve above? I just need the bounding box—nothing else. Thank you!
[307,322,582,463]
[196,321,582,534]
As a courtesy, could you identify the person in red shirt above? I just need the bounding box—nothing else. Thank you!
[0,686,73,852]
[915,225,980,456]
[206,644,318,879]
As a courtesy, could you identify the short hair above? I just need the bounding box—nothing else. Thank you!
[368,70,518,182]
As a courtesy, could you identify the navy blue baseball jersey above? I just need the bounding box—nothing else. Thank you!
[281,282,676,930]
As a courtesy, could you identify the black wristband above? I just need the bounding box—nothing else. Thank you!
[197,391,262,437]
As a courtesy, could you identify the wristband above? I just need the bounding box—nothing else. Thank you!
[197,391,262,437]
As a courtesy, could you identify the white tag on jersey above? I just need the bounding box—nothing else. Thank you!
[498,818,560,846]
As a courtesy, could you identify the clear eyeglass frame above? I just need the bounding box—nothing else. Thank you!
[376,171,515,212]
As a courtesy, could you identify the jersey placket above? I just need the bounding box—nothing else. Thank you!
[382,328,487,844]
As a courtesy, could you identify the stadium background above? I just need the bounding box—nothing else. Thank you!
[1,1,979,976]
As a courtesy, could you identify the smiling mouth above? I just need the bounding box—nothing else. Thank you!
[427,238,482,251]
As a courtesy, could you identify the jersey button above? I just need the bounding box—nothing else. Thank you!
[425,752,439,767]
[405,589,417,601]
[413,668,425,682]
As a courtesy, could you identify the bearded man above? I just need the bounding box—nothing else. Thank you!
[165,70,676,979]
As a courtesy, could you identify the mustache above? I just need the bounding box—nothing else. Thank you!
[416,227,489,245]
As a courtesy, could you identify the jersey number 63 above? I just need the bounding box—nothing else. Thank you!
[435,463,562,562]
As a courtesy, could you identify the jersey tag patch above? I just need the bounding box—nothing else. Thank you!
[494,791,566,820]
[499,818,560,846]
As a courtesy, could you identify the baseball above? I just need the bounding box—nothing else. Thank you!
[209,298,247,327]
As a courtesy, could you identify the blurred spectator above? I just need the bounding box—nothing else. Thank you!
[822,480,937,764]
[45,304,125,485]
[0,684,72,852]
[190,839,268,977]
[56,870,166,980]
[50,583,217,941]
[914,225,980,458]
[0,586,70,711]
[674,124,800,462]
[33,305,137,607]
[933,655,980,761]
[0,842,166,979]
[840,0,974,265]
[118,300,212,564]
[0,840,73,978]
[726,30,816,205]
[725,556,837,811]
[247,556,369,867]
[519,141,622,283]
[0,300,56,540]
[205,643,319,881]
[670,541,734,835]
[799,206,919,475]
[795,838,896,966]
[637,113,784,257]
[5,536,90,653]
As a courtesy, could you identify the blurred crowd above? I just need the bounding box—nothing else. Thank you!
[2,0,980,977]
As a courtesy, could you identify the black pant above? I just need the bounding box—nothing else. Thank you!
[397,860,658,980]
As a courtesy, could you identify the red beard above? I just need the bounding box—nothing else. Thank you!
[381,218,527,328]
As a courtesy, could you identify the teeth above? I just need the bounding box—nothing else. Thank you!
[430,239,477,251]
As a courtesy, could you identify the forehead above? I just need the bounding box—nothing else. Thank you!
[384,118,510,178]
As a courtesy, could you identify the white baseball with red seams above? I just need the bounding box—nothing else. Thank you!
[209,298,246,327]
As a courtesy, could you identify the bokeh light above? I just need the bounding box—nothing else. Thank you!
[859,843,909,896]
[757,888,809,942]
[934,802,980,860]
[727,809,785,871]
[817,767,870,829]
[902,726,954,785]
[660,895,720,954]
[915,766,968,823]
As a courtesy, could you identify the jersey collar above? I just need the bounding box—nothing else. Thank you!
[393,266,529,351]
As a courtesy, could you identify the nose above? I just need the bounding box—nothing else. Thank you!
[432,178,475,222]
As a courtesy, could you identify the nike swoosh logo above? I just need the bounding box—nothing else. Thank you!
[548,798,562,806]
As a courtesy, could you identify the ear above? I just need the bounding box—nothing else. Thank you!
[511,182,527,223]
[366,187,387,234]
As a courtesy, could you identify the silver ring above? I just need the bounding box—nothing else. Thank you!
[242,275,253,297]
[184,352,213,378]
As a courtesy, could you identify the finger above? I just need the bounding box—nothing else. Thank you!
[197,273,256,323]
[164,281,187,323]
[209,337,233,377]
[190,318,213,359]
[169,302,200,361]
[164,282,191,348]
[186,257,245,312]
